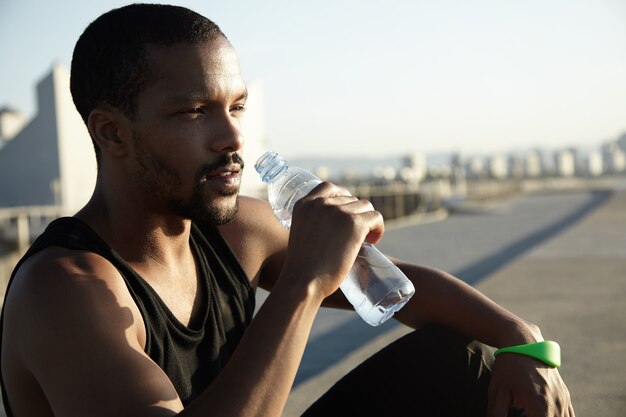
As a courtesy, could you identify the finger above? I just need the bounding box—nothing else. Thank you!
[320,197,384,243]
[315,195,359,206]
[339,197,376,214]
[564,383,575,417]
[312,195,379,219]
[356,209,385,244]
[486,388,511,417]
[568,403,575,417]
[307,181,352,199]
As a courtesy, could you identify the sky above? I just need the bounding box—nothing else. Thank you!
[1,0,626,159]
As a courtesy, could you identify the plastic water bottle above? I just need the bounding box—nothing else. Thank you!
[254,151,415,326]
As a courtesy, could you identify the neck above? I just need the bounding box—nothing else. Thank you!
[75,174,193,268]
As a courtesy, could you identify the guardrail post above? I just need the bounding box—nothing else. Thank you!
[16,213,30,253]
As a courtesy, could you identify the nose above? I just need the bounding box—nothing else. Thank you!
[209,111,244,153]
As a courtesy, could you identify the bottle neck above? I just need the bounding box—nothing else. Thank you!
[255,151,289,183]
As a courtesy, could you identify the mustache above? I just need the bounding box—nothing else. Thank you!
[196,153,245,181]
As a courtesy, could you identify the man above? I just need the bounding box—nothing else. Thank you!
[0,4,574,417]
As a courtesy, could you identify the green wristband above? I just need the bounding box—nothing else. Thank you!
[494,340,561,368]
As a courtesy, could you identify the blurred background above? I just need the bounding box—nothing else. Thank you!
[1,1,625,416]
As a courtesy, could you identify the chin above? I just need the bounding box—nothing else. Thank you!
[197,195,240,227]
[171,188,240,227]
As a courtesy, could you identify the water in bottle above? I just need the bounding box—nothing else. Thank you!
[254,151,415,326]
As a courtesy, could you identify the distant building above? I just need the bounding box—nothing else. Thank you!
[0,107,27,144]
[372,165,398,182]
[401,152,427,183]
[465,157,486,180]
[450,151,465,180]
[617,132,626,153]
[450,152,463,170]
[554,149,575,177]
[314,165,332,181]
[0,63,97,212]
[586,151,603,176]
[487,154,508,179]
[566,146,586,176]
[508,154,524,179]
[601,142,626,174]
[524,149,543,178]
[449,152,466,196]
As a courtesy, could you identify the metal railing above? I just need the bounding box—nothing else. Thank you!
[0,206,69,300]
[0,205,68,252]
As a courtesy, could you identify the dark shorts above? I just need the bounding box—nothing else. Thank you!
[302,324,526,417]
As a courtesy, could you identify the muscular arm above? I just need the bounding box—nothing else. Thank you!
[390,260,542,347]
[2,249,183,417]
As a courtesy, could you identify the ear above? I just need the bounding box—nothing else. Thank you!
[87,107,132,159]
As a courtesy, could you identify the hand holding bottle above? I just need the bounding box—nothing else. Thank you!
[255,151,415,326]
[283,181,385,299]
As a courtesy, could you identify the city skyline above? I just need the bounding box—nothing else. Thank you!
[289,131,626,183]
[2,0,626,158]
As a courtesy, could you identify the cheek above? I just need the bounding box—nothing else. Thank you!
[171,141,209,171]
[135,125,209,183]
[138,148,184,187]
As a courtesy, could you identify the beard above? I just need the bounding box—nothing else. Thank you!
[132,133,243,227]
[178,166,241,227]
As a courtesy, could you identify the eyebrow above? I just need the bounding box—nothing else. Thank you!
[235,88,248,102]
[169,88,248,105]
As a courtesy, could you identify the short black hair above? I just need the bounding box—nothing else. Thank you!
[70,3,225,161]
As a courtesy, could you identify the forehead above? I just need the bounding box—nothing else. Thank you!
[144,38,245,100]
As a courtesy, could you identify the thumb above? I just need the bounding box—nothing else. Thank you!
[487,386,512,417]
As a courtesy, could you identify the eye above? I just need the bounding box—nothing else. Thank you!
[230,104,247,116]
[177,107,205,120]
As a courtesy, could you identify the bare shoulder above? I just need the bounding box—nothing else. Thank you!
[1,247,177,416]
[2,246,146,357]
[219,195,289,288]
[4,246,139,314]
[225,195,282,231]
[220,195,287,246]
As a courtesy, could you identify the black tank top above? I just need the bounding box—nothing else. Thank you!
[0,217,255,416]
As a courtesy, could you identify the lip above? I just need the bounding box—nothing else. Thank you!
[202,165,242,186]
